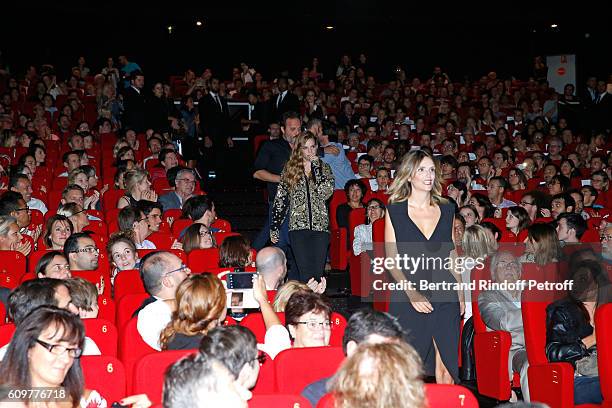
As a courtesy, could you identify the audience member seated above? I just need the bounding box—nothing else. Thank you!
[520,223,561,266]
[118,206,156,249]
[138,199,164,235]
[58,151,82,177]
[336,179,365,232]
[42,214,74,250]
[446,180,469,207]
[355,154,374,179]
[550,192,575,219]
[9,173,48,215]
[159,168,197,211]
[353,198,386,256]
[469,193,495,220]
[64,277,100,319]
[181,223,217,254]
[301,309,405,406]
[64,231,100,271]
[57,202,90,233]
[150,148,179,183]
[459,205,480,228]
[255,247,288,290]
[478,251,530,402]
[118,168,158,209]
[36,251,72,279]
[181,195,217,233]
[163,353,250,408]
[159,273,226,350]
[218,235,253,269]
[106,232,140,282]
[546,260,610,405]
[60,185,99,220]
[556,212,587,245]
[137,251,191,350]
[68,168,101,210]
[328,342,425,407]
[519,190,549,222]
[199,326,261,393]
[0,191,34,236]
[505,206,530,239]
[370,167,391,192]
[0,306,107,406]
[254,277,331,358]
[0,215,31,256]
[1,279,98,359]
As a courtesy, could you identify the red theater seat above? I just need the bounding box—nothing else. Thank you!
[81,356,126,404]
[83,318,118,357]
[133,350,195,404]
[275,346,344,394]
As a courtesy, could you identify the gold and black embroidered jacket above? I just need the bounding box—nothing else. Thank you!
[270,160,335,240]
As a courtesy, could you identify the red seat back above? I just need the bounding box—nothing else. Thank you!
[213,231,240,246]
[82,318,118,357]
[170,218,192,236]
[329,190,348,231]
[211,218,231,232]
[97,295,115,323]
[116,293,150,332]
[147,232,177,250]
[187,248,220,272]
[81,355,126,404]
[0,251,27,289]
[521,298,552,366]
[275,346,344,394]
[118,318,157,393]
[113,269,145,301]
[133,349,196,404]
[424,384,479,407]
[71,269,111,297]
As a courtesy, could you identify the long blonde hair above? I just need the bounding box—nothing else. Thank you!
[330,342,426,408]
[462,224,497,259]
[280,131,317,191]
[159,274,226,349]
[387,149,444,205]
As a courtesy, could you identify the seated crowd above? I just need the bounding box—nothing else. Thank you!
[0,53,610,407]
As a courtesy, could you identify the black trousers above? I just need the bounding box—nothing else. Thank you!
[289,230,329,283]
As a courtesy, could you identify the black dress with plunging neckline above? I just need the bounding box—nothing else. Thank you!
[387,199,460,382]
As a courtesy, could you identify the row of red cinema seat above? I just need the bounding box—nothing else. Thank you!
[0,316,480,407]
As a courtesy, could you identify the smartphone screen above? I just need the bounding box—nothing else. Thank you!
[227,273,254,289]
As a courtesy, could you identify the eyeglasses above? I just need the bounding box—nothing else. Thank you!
[72,208,87,216]
[367,205,381,211]
[74,246,99,254]
[251,352,267,365]
[164,264,190,277]
[36,339,83,358]
[199,230,212,237]
[14,206,31,212]
[295,320,332,330]
[176,179,196,184]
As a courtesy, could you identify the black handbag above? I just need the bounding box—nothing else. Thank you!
[460,317,477,381]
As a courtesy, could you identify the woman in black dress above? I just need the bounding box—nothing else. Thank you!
[384,149,464,383]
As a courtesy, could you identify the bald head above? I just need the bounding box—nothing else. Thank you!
[255,247,287,290]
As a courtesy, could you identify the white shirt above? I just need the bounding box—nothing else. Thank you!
[257,324,292,359]
[136,240,156,250]
[137,298,172,351]
[28,197,48,215]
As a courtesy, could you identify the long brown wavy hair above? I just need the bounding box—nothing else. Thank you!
[159,273,226,350]
[280,131,318,192]
[387,149,445,205]
[330,342,426,408]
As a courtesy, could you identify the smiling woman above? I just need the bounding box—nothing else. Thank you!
[384,149,462,385]
[0,306,107,407]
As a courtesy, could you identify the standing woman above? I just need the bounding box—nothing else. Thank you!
[384,149,463,384]
[271,132,335,283]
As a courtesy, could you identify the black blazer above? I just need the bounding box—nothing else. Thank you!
[198,93,230,141]
[122,86,147,132]
[270,92,300,122]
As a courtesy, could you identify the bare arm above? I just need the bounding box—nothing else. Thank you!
[253,169,281,183]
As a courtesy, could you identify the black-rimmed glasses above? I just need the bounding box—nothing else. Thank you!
[36,339,83,358]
